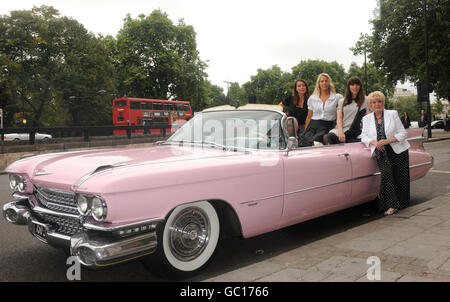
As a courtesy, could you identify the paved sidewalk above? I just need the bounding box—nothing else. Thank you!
[425,129,450,142]
[205,192,450,282]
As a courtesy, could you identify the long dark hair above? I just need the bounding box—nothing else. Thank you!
[344,76,365,107]
[293,79,310,106]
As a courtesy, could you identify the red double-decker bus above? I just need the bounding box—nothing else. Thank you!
[113,98,192,135]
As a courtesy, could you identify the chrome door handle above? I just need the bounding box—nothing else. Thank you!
[338,153,350,159]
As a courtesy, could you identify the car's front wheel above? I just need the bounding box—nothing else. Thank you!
[144,201,220,279]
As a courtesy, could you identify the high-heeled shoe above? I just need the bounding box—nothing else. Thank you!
[384,208,398,216]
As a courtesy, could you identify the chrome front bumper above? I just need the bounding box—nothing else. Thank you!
[3,199,158,268]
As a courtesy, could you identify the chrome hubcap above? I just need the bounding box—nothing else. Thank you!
[169,207,210,261]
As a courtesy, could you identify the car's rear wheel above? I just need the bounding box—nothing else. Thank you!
[144,201,220,279]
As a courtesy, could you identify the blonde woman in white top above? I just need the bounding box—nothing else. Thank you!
[299,73,343,146]
[361,91,410,216]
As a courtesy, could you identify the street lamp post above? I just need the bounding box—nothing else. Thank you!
[423,0,432,139]
[18,20,35,127]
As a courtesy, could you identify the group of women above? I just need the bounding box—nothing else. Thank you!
[280,73,411,216]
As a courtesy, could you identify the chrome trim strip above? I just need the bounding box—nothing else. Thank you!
[240,172,381,205]
[410,161,433,169]
[283,173,380,196]
[12,193,29,200]
[407,136,425,142]
[83,217,164,232]
[32,205,80,219]
[240,159,430,206]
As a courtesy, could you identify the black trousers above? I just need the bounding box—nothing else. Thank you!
[376,145,410,212]
[299,120,334,147]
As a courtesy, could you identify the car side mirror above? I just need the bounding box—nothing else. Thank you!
[286,117,297,138]
[286,137,298,155]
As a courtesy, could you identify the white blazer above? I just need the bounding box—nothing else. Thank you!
[361,109,410,156]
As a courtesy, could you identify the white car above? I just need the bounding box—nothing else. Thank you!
[2,132,52,141]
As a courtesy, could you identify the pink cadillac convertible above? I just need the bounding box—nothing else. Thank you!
[2,105,432,277]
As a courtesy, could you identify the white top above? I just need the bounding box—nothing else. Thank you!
[329,97,369,135]
[361,109,410,155]
[307,93,343,121]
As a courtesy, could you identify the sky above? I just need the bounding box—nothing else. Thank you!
[1,0,413,93]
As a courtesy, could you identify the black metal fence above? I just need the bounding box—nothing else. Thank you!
[0,124,175,144]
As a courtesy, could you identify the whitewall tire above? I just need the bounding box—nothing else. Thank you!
[161,201,220,273]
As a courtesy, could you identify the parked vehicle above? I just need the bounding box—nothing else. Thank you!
[2,105,433,278]
[2,132,52,141]
[429,119,445,129]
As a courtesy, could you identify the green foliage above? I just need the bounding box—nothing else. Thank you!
[431,98,444,118]
[0,5,406,127]
[291,60,347,94]
[242,65,292,105]
[111,10,208,112]
[0,6,115,127]
[392,96,421,121]
[356,0,450,101]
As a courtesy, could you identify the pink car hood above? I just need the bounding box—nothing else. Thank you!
[7,145,239,192]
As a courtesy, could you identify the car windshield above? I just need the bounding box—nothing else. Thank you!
[167,110,285,150]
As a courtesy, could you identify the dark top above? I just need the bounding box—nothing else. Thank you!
[418,114,428,127]
[401,116,411,129]
[282,95,308,125]
[374,112,394,159]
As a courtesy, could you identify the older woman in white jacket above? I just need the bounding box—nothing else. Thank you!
[361,91,410,215]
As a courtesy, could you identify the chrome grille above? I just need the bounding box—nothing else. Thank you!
[33,186,83,235]
[34,186,78,215]
[39,213,83,236]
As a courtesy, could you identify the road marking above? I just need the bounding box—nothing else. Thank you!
[430,169,450,174]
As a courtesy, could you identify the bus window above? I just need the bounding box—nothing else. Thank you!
[142,102,152,110]
[184,104,190,111]
[130,101,141,110]
[115,100,127,107]
[153,103,163,110]
[176,104,184,111]
[163,104,173,111]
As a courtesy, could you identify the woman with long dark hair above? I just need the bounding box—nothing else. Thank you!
[279,79,310,135]
[323,76,369,144]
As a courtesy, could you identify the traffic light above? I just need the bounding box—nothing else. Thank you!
[416,81,434,102]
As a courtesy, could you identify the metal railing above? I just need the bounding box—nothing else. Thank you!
[0,124,175,145]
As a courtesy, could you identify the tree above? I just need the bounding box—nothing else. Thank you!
[0,6,115,127]
[291,60,347,94]
[356,0,450,101]
[203,81,227,108]
[431,98,444,119]
[242,65,291,105]
[346,62,395,107]
[392,96,421,121]
[226,82,246,107]
[111,10,208,112]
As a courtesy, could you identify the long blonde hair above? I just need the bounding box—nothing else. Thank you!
[312,73,336,96]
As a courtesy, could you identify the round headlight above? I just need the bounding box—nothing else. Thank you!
[9,174,18,190]
[17,177,26,193]
[76,194,89,215]
[9,174,26,192]
[91,197,107,221]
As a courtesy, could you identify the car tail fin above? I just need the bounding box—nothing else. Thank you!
[407,128,425,151]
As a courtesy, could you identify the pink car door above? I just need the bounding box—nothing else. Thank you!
[279,144,353,229]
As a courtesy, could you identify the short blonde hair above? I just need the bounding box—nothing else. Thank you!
[368,91,386,107]
[312,73,336,96]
